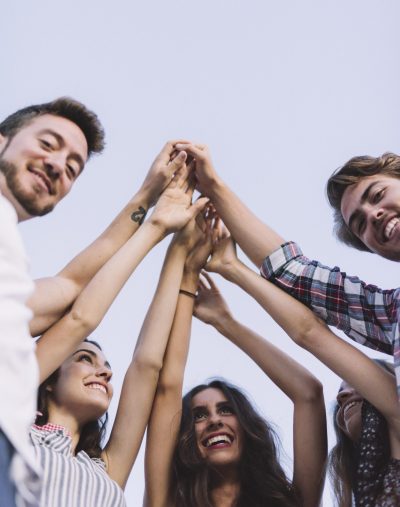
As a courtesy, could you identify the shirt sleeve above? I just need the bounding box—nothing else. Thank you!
[260,242,397,355]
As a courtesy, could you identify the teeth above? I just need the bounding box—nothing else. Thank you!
[205,434,232,447]
[87,383,107,394]
[344,401,359,414]
[384,217,399,240]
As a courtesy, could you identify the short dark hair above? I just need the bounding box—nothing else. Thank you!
[326,153,400,252]
[0,97,105,157]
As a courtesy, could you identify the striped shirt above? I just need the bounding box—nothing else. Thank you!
[30,425,126,507]
[261,241,400,399]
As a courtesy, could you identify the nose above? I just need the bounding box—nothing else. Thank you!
[44,153,65,178]
[96,365,112,382]
[370,206,384,224]
[207,411,223,428]
[336,387,356,405]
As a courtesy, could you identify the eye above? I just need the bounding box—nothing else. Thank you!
[66,164,77,180]
[78,353,93,364]
[40,139,53,150]
[372,188,384,203]
[193,410,208,422]
[219,405,234,416]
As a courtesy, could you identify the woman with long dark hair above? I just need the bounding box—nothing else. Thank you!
[144,234,327,506]
[31,167,209,506]
[202,229,400,506]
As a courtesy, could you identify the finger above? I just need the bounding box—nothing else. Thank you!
[187,197,210,221]
[201,270,217,289]
[199,272,211,290]
[169,150,187,175]
[186,170,197,195]
[175,143,207,160]
[154,140,189,165]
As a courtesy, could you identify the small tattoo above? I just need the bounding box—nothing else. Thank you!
[131,206,147,225]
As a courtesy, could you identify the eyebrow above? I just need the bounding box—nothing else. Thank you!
[348,181,379,233]
[38,129,85,172]
[73,348,111,370]
[192,401,230,411]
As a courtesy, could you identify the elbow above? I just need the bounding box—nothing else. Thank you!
[300,377,324,404]
[68,307,99,336]
[132,353,164,377]
[291,316,323,351]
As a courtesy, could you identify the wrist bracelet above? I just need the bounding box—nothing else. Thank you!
[179,289,196,298]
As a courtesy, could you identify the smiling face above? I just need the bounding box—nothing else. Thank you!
[335,380,363,442]
[341,174,400,261]
[191,387,243,469]
[0,114,88,221]
[49,342,113,425]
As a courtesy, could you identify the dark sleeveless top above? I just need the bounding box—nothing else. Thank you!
[354,401,400,506]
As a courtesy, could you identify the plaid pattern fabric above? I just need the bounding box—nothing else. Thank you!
[261,242,400,399]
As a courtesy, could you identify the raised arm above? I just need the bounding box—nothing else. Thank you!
[175,142,284,267]
[144,221,213,507]
[208,233,400,459]
[194,271,327,507]
[29,141,189,336]
[36,165,209,383]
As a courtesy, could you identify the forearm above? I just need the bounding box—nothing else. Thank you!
[29,189,151,336]
[224,260,319,345]
[36,221,165,381]
[208,179,284,267]
[144,272,196,507]
[214,314,322,403]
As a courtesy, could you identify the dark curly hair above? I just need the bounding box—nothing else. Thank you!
[35,339,108,459]
[326,152,400,252]
[171,379,299,507]
[0,97,105,158]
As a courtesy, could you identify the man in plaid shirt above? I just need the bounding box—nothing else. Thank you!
[174,143,400,398]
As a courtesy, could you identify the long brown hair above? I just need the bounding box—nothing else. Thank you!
[172,379,299,507]
[328,360,394,507]
[35,339,108,459]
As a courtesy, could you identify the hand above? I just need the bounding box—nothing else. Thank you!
[173,204,208,252]
[205,226,239,276]
[184,213,214,274]
[148,165,209,235]
[174,143,221,197]
[139,140,191,208]
[193,272,232,326]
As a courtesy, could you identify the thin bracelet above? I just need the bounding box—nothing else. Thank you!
[179,289,196,298]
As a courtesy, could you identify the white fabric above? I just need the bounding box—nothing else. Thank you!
[0,193,41,505]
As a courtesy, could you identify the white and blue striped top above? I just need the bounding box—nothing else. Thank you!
[30,425,126,507]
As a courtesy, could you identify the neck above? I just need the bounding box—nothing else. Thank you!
[46,407,82,454]
[210,470,240,507]
[0,173,31,222]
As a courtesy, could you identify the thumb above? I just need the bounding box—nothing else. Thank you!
[188,196,210,220]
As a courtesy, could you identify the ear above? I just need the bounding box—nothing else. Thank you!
[0,133,8,151]
[45,384,53,393]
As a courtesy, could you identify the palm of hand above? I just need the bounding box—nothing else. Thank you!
[152,186,192,232]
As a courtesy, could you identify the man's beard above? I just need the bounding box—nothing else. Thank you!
[0,158,54,216]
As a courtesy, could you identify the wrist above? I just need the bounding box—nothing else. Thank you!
[214,311,235,333]
[181,271,199,293]
[140,220,167,242]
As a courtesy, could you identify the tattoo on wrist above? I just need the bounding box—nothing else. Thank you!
[131,206,147,225]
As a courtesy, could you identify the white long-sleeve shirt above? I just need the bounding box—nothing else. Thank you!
[0,193,41,506]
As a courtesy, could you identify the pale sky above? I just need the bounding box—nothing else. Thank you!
[3,1,400,505]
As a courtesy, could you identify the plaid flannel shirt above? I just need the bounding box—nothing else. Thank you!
[260,242,400,399]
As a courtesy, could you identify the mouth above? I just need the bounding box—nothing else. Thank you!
[85,382,108,395]
[343,399,362,417]
[202,433,233,449]
[383,216,400,242]
[28,166,53,195]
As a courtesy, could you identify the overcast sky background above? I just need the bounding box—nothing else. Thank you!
[3,1,400,505]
